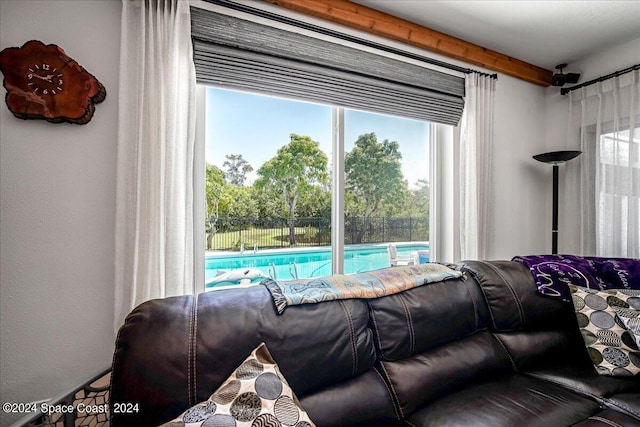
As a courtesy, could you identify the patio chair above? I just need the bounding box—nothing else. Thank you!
[387,243,413,266]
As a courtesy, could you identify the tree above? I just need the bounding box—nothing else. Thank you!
[205,163,226,250]
[345,132,408,243]
[255,134,329,245]
[296,185,331,218]
[223,154,253,186]
[222,185,259,218]
[406,179,430,241]
[407,179,429,217]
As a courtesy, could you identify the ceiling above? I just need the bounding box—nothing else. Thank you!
[351,0,640,71]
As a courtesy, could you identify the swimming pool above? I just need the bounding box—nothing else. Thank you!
[205,242,429,288]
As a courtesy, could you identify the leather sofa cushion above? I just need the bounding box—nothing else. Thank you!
[461,260,576,331]
[111,286,378,426]
[527,365,640,400]
[194,287,377,398]
[606,394,640,420]
[406,374,601,427]
[299,369,400,427]
[368,274,488,361]
[380,330,513,417]
[494,329,589,371]
[570,409,640,426]
[110,295,198,426]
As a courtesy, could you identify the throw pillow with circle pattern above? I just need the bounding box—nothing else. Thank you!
[569,285,640,376]
[160,342,315,427]
[613,304,640,348]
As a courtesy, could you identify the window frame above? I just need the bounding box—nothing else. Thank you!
[195,86,439,286]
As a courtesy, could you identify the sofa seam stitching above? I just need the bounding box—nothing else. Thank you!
[373,366,401,421]
[376,362,404,420]
[463,276,482,333]
[368,301,388,361]
[524,372,599,400]
[485,262,526,326]
[588,415,624,427]
[187,296,193,406]
[523,372,640,420]
[193,293,199,404]
[398,293,415,356]
[602,397,640,419]
[492,333,517,372]
[463,265,499,330]
[338,300,358,376]
[187,294,198,406]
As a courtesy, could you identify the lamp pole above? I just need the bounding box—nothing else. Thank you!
[533,150,582,255]
[552,163,559,254]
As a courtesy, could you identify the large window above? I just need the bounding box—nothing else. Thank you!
[203,87,430,288]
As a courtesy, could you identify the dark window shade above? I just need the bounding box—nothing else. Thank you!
[191,6,465,126]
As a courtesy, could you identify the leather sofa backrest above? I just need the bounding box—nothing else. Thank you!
[460,260,591,371]
[368,273,515,417]
[368,273,490,361]
[111,285,396,426]
[460,260,576,331]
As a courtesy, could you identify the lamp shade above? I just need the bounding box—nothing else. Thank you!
[533,150,582,164]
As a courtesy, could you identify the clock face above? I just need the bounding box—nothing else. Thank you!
[27,63,64,96]
[0,40,106,124]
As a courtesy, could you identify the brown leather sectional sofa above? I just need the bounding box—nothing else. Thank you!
[110,260,640,426]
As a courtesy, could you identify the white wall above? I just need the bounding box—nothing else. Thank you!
[0,1,120,424]
[543,36,640,254]
[489,74,549,259]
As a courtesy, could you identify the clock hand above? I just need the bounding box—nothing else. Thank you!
[32,74,54,82]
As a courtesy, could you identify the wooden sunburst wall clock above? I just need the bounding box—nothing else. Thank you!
[0,40,106,124]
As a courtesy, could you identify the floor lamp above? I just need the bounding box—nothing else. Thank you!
[533,150,582,254]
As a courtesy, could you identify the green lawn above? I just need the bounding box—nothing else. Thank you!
[208,226,329,251]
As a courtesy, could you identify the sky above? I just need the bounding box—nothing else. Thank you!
[205,87,430,188]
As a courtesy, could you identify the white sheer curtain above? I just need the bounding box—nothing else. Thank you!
[459,73,496,260]
[114,0,197,330]
[565,69,639,258]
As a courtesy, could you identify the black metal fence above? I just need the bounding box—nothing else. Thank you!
[345,216,428,245]
[206,216,428,251]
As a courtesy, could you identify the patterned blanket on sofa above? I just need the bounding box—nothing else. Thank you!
[513,255,640,301]
[262,263,463,314]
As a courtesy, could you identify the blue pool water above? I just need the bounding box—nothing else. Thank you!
[205,243,429,288]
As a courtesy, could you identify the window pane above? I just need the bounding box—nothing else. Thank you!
[343,109,430,273]
[597,126,640,256]
[202,89,433,288]
[204,87,332,288]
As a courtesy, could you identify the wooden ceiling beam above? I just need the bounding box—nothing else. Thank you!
[261,0,553,86]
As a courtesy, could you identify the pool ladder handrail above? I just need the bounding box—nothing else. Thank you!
[289,261,299,279]
[268,262,277,280]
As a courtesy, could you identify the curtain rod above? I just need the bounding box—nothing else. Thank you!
[203,0,497,79]
[561,64,639,95]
